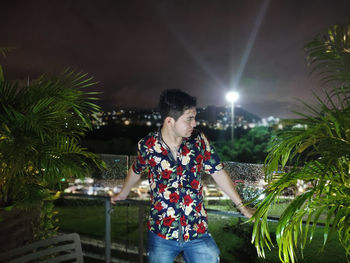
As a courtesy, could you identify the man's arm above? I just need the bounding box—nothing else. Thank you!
[211,169,254,218]
[111,166,141,204]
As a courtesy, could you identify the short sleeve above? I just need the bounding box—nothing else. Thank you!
[200,133,224,174]
[132,138,148,174]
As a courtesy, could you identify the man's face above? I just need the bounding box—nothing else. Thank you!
[173,107,197,138]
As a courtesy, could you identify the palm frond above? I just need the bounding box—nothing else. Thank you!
[0,69,104,206]
[305,21,350,86]
[252,85,350,262]
[0,46,15,57]
[0,46,16,81]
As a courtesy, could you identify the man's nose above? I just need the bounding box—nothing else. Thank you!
[191,119,197,127]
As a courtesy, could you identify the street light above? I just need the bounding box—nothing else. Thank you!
[226,91,239,142]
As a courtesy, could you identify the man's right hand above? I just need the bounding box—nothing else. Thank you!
[110,168,141,205]
[110,192,128,204]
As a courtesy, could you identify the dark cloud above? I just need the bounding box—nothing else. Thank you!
[1,0,350,118]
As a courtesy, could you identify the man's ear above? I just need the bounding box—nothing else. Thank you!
[164,116,175,126]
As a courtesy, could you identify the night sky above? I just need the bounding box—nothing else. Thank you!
[1,0,350,118]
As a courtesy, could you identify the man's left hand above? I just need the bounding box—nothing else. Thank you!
[239,206,255,218]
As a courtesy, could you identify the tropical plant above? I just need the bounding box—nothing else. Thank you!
[0,69,105,208]
[305,21,350,85]
[250,21,350,263]
[0,46,15,81]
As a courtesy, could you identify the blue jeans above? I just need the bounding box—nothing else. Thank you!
[147,231,220,263]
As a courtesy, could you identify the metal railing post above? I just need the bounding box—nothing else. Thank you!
[138,205,145,263]
[105,198,111,263]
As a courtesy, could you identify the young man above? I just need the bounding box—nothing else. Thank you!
[111,89,253,263]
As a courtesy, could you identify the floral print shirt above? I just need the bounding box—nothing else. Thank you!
[132,129,224,241]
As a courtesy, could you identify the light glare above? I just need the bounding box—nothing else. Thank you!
[226,91,239,103]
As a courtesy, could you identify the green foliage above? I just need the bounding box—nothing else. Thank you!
[305,21,350,85]
[0,69,105,207]
[251,21,350,263]
[216,126,275,163]
[0,46,15,81]
[33,200,59,241]
[0,65,3,81]
[0,46,15,57]
[222,220,257,263]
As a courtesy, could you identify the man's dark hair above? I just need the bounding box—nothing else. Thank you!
[159,89,197,121]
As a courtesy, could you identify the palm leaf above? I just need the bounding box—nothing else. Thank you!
[0,69,105,206]
[305,21,350,85]
[252,85,350,262]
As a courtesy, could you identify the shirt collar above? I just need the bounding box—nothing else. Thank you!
[158,126,189,149]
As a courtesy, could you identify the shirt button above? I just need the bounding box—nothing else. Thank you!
[179,184,183,189]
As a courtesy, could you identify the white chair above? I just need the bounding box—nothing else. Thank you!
[0,233,83,263]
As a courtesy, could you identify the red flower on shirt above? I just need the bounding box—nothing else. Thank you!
[180,215,187,226]
[183,195,193,206]
[137,153,145,165]
[149,158,156,167]
[182,145,190,156]
[161,147,168,155]
[159,184,167,193]
[204,151,211,161]
[162,169,172,179]
[176,166,183,176]
[191,166,196,173]
[197,164,202,173]
[201,139,206,149]
[146,137,156,148]
[196,154,203,164]
[190,179,200,189]
[169,192,179,203]
[196,222,206,234]
[195,203,202,213]
[163,216,175,227]
[147,221,151,229]
[154,202,163,211]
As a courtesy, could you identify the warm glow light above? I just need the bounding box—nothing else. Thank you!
[225,91,239,103]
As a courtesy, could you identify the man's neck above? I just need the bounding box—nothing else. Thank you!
[160,126,182,148]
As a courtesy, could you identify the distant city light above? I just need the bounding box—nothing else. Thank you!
[90,106,281,130]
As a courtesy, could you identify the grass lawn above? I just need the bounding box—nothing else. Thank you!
[55,200,347,263]
[55,204,142,246]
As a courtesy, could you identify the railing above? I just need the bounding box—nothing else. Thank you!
[56,154,335,263]
[59,155,325,262]
[59,193,282,263]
